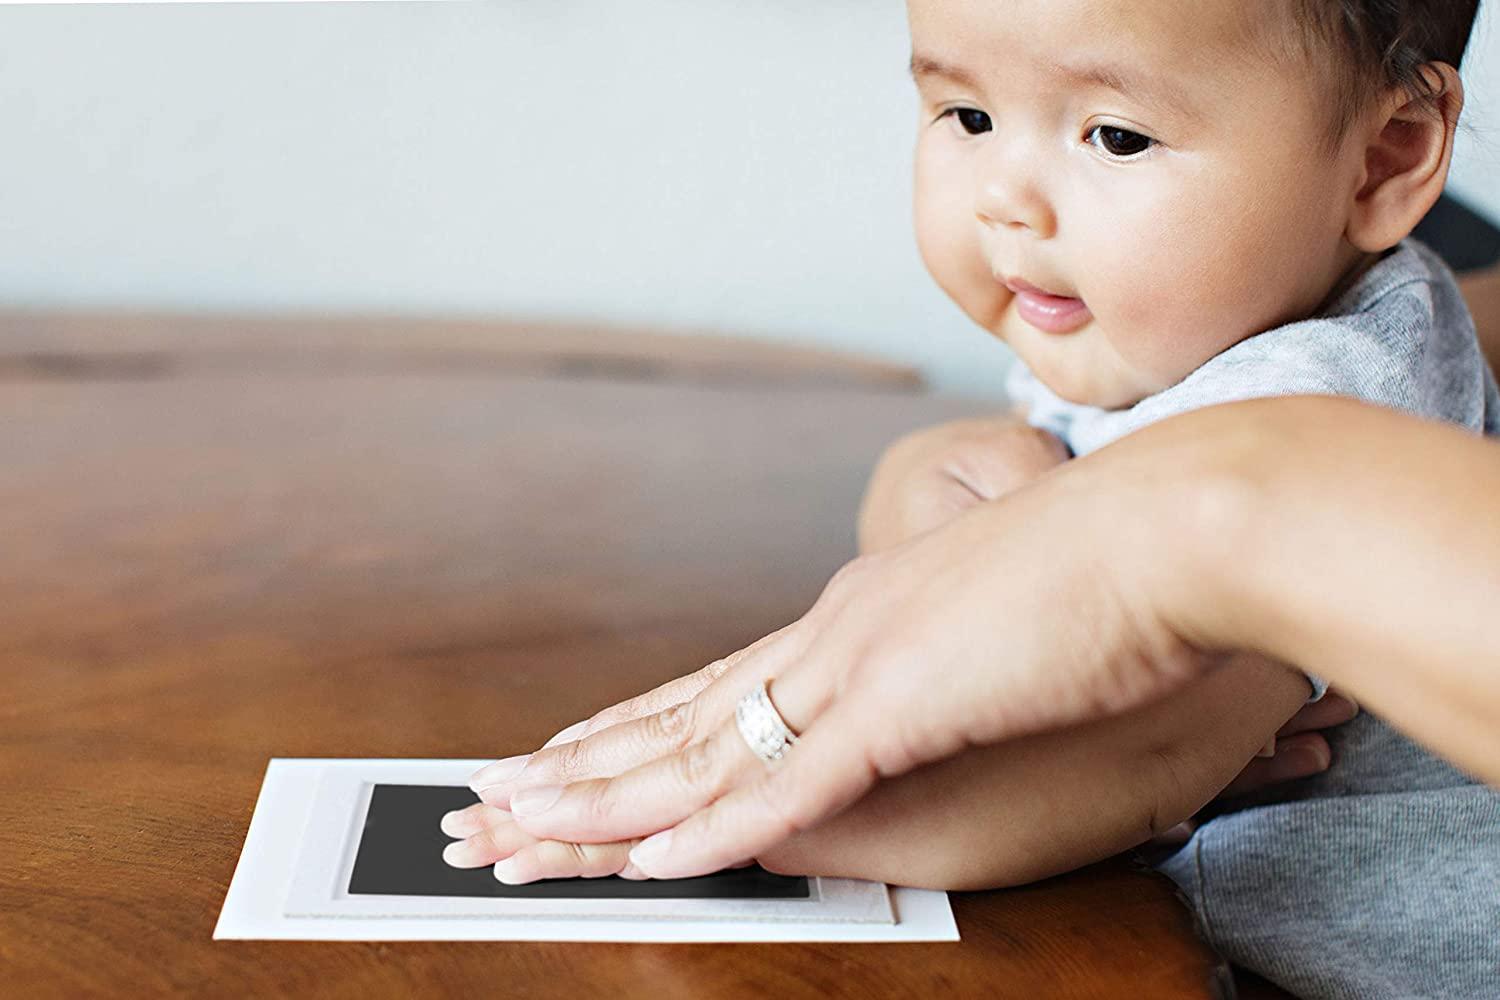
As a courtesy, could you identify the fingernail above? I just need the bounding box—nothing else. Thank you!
[443,839,484,868]
[543,721,588,749]
[628,830,673,871]
[439,809,467,837]
[468,755,530,793]
[1256,738,1277,759]
[1285,743,1331,773]
[494,857,528,884]
[509,784,563,817]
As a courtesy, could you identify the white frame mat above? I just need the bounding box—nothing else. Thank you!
[215,759,961,943]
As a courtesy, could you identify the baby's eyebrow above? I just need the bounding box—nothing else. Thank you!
[909,51,1198,122]
[909,53,980,88]
[1049,58,1195,119]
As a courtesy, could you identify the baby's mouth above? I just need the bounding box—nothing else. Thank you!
[1002,278,1092,335]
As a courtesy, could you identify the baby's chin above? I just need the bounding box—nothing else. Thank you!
[1035,368,1152,410]
[1002,319,1160,411]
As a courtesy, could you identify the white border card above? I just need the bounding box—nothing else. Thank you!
[215,759,960,943]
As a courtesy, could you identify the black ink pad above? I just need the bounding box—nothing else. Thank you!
[346,784,811,900]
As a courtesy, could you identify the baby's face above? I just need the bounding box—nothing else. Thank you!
[909,0,1372,408]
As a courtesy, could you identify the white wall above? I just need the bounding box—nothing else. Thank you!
[1452,2,1500,221]
[0,2,1495,399]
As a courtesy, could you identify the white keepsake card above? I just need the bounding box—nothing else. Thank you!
[215,759,960,942]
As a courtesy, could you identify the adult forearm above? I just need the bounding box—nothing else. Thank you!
[758,654,1308,891]
[1129,398,1500,783]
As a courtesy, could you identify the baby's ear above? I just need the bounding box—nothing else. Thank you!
[1344,63,1465,254]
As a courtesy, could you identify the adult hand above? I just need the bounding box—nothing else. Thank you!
[855,414,1346,794]
[463,449,1218,879]
[460,413,1351,879]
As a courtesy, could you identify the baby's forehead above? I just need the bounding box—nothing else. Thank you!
[908,0,1297,78]
[909,0,1286,43]
[909,0,1308,115]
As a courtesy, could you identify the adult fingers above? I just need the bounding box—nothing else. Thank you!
[477,692,724,809]
[1217,731,1332,799]
[537,624,803,750]
[471,624,811,807]
[507,649,843,844]
[1276,692,1359,736]
[626,690,886,880]
[493,839,640,884]
[507,720,764,843]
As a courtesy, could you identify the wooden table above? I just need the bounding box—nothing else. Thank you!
[0,311,1233,998]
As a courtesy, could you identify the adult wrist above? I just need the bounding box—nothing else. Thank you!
[1078,406,1284,662]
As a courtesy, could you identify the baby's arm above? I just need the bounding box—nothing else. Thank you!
[856,416,1070,553]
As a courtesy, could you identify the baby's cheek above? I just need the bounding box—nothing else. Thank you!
[1094,257,1249,386]
[917,225,1007,335]
[913,155,1011,334]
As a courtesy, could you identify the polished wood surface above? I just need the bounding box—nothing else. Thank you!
[0,316,1229,998]
[0,307,924,392]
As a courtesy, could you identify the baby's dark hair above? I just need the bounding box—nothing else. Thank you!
[1289,0,1482,152]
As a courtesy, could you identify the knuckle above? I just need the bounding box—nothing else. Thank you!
[649,699,698,753]
[563,840,594,872]
[474,829,506,862]
[702,655,734,682]
[610,695,651,725]
[946,426,1060,495]
[583,781,622,829]
[583,706,621,732]
[573,841,623,878]
[745,775,807,842]
[551,737,592,784]
[823,555,873,599]
[467,804,504,832]
[530,840,574,876]
[674,738,723,793]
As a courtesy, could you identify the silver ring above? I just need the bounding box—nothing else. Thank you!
[735,679,799,764]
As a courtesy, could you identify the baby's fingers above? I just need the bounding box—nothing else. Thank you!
[1218,731,1332,800]
[1277,692,1359,736]
[494,839,640,884]
[441,815,540,869]
[440,801,509,839]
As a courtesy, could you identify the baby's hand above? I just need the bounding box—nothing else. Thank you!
[858,417,1068,553]
[439,801,646,883]
[1152,691,1359,846]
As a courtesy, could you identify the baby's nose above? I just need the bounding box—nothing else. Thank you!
[974,160,1056,238]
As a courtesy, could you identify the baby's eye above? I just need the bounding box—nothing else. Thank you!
[1085,124,1155,159]
[941,107,993,136]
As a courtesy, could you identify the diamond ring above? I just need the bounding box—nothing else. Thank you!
[735,679,800,764]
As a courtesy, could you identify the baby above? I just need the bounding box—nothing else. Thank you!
[904,0,1498,995]
[446,1,1497,994]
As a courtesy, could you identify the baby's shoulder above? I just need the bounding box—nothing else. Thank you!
[1015,239,1498,456]
[1168,238,1489,424]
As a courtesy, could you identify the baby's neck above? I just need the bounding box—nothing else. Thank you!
[1314,247,1387,317]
